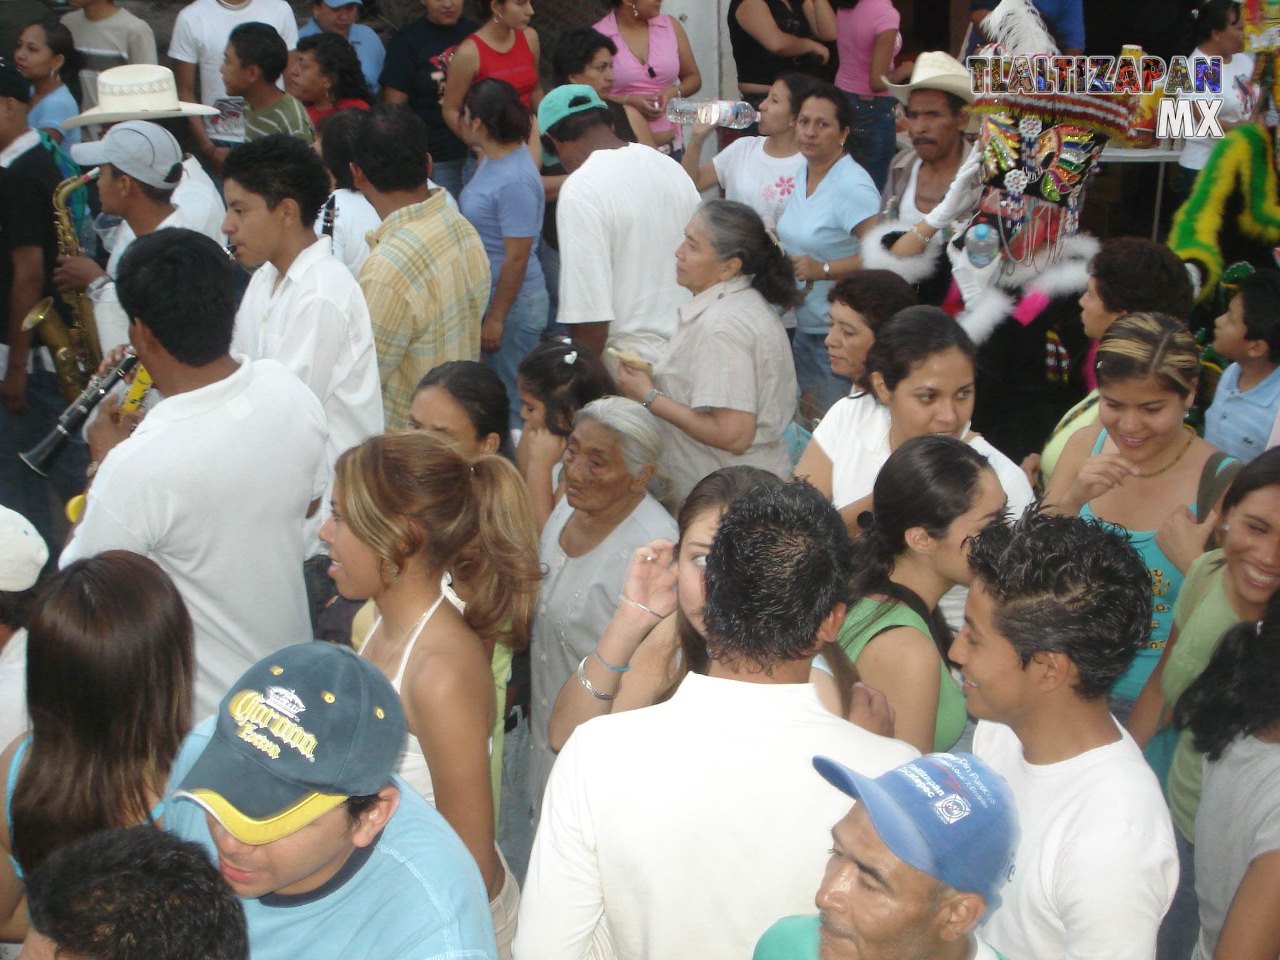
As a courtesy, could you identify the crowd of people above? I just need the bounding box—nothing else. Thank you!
[0,0,1278,958]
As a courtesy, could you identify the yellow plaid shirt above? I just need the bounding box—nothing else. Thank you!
[359,190,490,428]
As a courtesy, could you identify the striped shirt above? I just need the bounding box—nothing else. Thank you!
[358,189,489,428]
[244,93,314,143]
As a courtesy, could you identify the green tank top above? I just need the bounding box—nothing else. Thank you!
[836,596,967,752]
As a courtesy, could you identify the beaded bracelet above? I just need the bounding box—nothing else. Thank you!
[577,656,616,701]
[593,648,630,673]
[909,222,933,245]
[620,592,662,619]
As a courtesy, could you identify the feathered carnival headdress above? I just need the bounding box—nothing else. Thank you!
[964,0,1128,264]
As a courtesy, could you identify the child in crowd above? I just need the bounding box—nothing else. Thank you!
[1206,270,1280,462]
[514,339,615,531]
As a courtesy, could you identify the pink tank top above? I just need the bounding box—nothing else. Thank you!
[472,29,538,107]
[594,11,680,144]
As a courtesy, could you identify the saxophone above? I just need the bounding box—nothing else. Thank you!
[21,168,102,402]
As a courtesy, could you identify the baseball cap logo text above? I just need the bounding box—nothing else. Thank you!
[229,688,319,764]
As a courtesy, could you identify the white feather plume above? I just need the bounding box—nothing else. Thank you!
[978,0,1060,56]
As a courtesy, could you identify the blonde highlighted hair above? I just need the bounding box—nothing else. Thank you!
[1094,311,1199,398]
[333,431,542,650]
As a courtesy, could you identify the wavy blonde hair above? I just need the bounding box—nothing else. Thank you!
[333,431,542,650]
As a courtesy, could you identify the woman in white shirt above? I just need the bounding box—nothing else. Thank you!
[1175,0,1255,196]
[681,73,812,230]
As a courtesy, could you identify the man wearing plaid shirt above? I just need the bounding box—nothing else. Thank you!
[352,104,489,428]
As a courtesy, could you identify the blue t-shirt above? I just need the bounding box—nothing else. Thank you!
[298,20,386,95]
[1204,362,1280,463]
[775,154,880,333]
[29,85,80,147]
[164,719,498,960]
[459,147,546,298]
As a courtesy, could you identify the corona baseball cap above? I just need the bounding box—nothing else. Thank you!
[176,643,406,845]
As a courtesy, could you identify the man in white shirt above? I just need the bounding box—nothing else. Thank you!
[949,510,1179,960]
[754,751,1019,960]
[880,53,973,226]
[537,84,699,367]
[61,227,327,719]
[53,120,203,354]
[515,481,918,960]
[169,0,299,171]
[221,133,383,627]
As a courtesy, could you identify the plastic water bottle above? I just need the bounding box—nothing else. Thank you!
[965,222,1000,268]
[665,98,760,129]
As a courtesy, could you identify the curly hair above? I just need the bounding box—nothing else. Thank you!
[1176,589,1280,761]
[702,480,854,671]
[1089,238,1194,321]
[965,508,1152,700]
[296,32,372,107]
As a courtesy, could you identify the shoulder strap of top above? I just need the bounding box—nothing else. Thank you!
[1091,427,1108,456]
[6,736,31,843]
[390,592,449,690]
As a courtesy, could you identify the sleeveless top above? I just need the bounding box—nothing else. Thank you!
[727,0,818,87]
[366,592,450,806]
[1078,429,1233,702]
[835,597,967,751]
[594,11,680,145]
[6,736,164,879]
[472,30,538,107]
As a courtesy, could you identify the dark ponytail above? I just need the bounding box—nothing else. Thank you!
[1175,589,1280,761]
[698,199,803,310]
[851,435,994,659]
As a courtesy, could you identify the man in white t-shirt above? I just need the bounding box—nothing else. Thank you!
[537,84,699,367]
[515,481,918,960]
[61,227,327,720]
[222,133,383,625]
[169,0,298,170]
[949,509,1178,960]
[881,53,973,226]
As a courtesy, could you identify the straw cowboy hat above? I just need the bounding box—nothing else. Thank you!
[883,51,980,134]
[63,64,217,129]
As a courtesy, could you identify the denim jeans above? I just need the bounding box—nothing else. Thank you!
[1157,829,1199,960]
[844,92,897,192]
[483,285,551,431]
[792,329,852,421]
[431,155,478,203]
[0,360,89,569]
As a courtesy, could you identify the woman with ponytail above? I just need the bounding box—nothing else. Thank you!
[837,434,1006,753]
[615,199,801,507]
[320,430,541,957]
[1176,588,1280,960]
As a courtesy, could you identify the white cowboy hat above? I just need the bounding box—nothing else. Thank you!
[63,64,218,129]
[883,52,978,132]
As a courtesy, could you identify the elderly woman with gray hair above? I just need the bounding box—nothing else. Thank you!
[615,199,801,506]
[525,396,678,832]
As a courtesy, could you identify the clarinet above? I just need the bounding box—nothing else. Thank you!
[321,194,337,238]
[20,353,141,477]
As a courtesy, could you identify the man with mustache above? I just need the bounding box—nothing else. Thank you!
[880,53,972,227]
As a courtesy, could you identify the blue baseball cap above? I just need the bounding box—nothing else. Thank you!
[814,752,1019,910]
[537,84,607,138]
[176,643,406,845]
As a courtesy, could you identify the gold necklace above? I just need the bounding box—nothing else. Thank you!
[1139,426,1195,479]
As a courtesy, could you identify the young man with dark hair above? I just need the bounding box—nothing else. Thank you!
[516,480,916,960]
[61,228,327,719]
[165,641,498,960]
[22,827,248,960]
[299,0,384,96]
[1207,270,1280,461]
[222,133,382,626]
[351,104,489,429]
[536,83,699,369]
[950,509,1178,960]
[53,120,201,354]
[223,22,312,144]
[755,751,1019,960]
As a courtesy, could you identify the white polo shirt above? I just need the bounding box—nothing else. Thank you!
[231,236,384,553]
[61,358,327,718]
